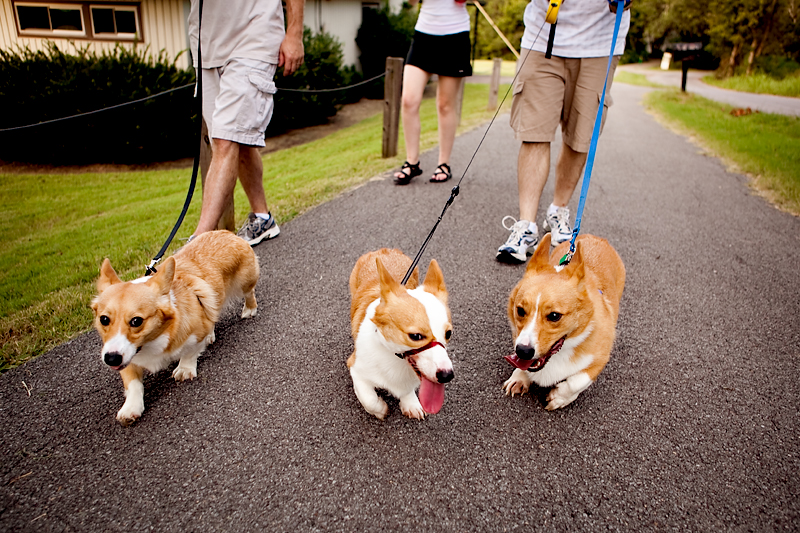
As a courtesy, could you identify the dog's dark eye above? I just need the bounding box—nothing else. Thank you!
[546,312,562,322]
[129,317,144,328]
[516,306,526,318]
[445,329,452,341]
[408,333,424,342]
[100,315,110,326]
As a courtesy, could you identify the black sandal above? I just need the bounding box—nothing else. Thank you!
[430,163,452,183]
[394,161,423,185]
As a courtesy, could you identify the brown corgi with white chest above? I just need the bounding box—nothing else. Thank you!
[348,249,454,420]
[503,233,625,410]
[91,230,259,425]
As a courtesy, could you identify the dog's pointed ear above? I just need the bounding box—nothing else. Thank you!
[98,258,122,292]
[377,257,403,301]
[422,259,447,304]
[525,233,552,273]
[151,257,176,296]
[563,241,586,282]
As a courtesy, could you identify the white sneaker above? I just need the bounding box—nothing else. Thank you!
[543,206,572,245]
[496,216,538,264]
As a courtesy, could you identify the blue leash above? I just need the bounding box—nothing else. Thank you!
[560,0,625,266]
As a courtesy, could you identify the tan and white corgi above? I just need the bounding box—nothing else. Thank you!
[348,249,454,420]
[91,230,260,425]
[502,233,625,410]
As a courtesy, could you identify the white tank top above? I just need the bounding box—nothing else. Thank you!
[415,0,471,36]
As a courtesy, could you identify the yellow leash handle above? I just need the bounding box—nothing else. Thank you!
[545,0,562,24]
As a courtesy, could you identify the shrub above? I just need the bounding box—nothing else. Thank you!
[0,43,196,165]
[268,27,360,135]
[356,3,417,98]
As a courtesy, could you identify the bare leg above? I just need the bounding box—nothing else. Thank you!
[552,141,588,207]
[238,145,269,214]
[195,139,240,235]
[434,76,462,170]
[398,65,430,174]
[518,141,551,223]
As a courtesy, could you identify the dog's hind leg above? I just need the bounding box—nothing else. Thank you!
[241,288,258,319]
[117,364,145,426]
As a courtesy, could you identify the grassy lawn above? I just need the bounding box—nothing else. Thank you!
[703,73,800,98]
[613,70,665,88]
[471,59,517,78]
[644,89,800,215]
[0,82,510,372]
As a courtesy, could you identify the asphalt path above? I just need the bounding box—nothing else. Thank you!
[1,82,799,532]
[619,62,800,116]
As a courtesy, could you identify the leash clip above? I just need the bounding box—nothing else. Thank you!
[145,258,161,276]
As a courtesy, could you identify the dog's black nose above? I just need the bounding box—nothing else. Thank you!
[104,352,123,367]
[436,369,454,384]
[515,344,536,360]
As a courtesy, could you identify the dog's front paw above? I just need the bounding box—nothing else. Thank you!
[241,304,257,319]
[545,382,578,410]
[116,404,143,426]
[172,365,197,382]
[502,368,532,397]
[366,400,390,420]
[400,397,425,420]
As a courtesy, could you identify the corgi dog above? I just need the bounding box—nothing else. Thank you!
[502,233,625,410]
[91,230,260,425]
[348,249,454,420]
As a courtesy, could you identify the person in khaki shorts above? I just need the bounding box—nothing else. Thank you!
[496,0,631,264]
[188,0,304,246]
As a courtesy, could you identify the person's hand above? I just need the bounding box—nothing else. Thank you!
[279,35,304,76]
[608,0,631,12]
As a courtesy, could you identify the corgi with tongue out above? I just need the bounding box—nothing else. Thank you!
[348,249,454,420]
[502,233,625,410]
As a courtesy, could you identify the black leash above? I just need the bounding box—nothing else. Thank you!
[145,0,203,276]
[399,18,550,286]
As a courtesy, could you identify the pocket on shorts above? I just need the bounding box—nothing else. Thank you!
[248,69,277,95]
[510,80,526,131]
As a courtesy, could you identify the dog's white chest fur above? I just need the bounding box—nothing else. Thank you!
[353,299,419,393]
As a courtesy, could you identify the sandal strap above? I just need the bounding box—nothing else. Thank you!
[435,163,451,173]
[402,161,421,171]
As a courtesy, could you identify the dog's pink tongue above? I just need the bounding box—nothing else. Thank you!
[504,354,534,370]
[419,377,445,414]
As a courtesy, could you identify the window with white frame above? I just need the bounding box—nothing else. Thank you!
[13,1,142,41]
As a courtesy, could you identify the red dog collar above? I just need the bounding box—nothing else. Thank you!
[396,340,444,359]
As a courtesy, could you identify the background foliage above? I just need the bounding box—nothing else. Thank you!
[0,43,196,165]
[356,3,417,98]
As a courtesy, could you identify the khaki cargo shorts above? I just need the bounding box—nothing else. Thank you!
[510,50,620,153]
[201,58,278,147]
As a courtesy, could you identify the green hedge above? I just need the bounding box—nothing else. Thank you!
[356,4,416,99]
[268,27,361,135]
[0,43,197,165]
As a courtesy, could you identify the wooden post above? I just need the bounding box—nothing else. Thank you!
[382,57,403,159]
[199,119,235,231]
[488,58,502,110]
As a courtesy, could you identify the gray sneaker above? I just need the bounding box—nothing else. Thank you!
[237,212,280,246]
[543,206,572,245]
[496,216,538,264]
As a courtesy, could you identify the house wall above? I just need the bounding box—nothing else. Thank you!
[305,0,408,69]
[0,0,190,69]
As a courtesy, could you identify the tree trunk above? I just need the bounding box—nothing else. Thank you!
[746,37,758,76]
[727,42,741,77]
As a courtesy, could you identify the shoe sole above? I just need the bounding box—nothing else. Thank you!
[495,247,534,264]
[243,225,280,246]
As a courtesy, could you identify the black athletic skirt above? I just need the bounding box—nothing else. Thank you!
[406,30,473,78]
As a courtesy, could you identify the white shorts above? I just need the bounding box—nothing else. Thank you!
[201,58,277,147]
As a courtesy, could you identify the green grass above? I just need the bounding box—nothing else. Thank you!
[0,83,510,372]
[702,73,800,98]
[613,70,665,88]
[472,59,517,78]
[645,89,800,214]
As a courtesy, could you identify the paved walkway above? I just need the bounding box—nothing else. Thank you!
[619,61,800,116]
[1,83,798,532]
